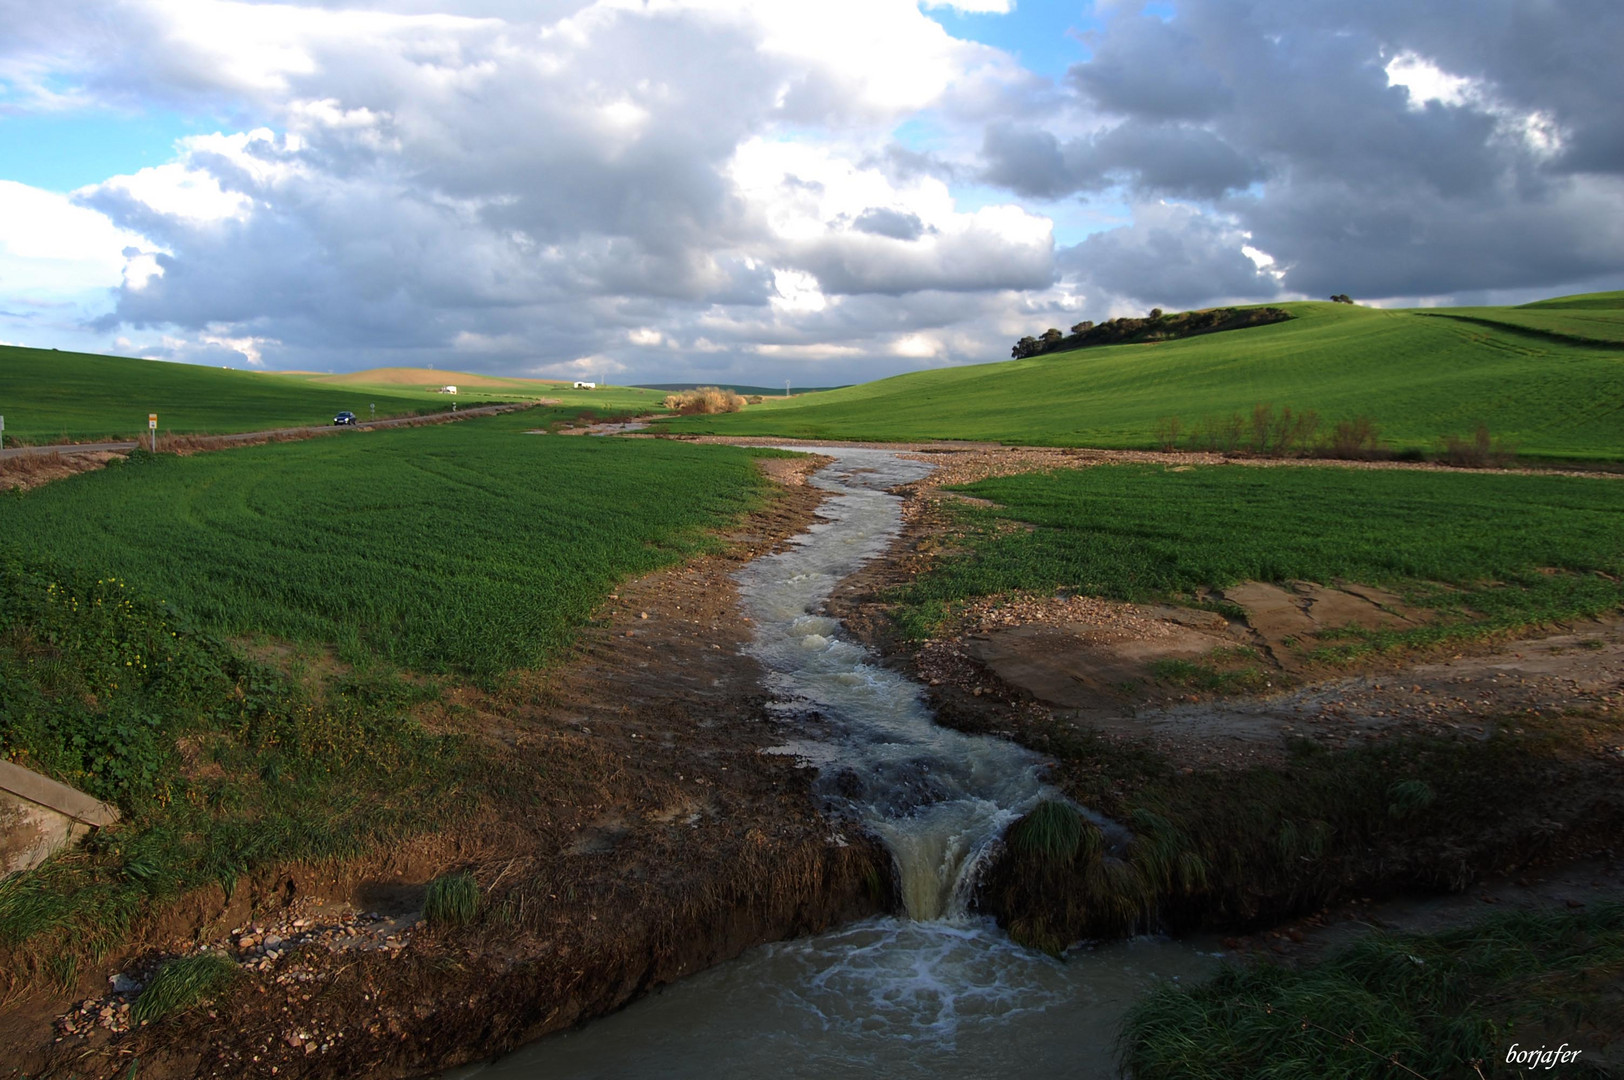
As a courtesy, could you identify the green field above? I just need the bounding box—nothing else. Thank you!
[1,411,776,677]
[1418,290,1624,346]
[893,463,1624,642]
[662,296,1624,460]
[0,346,668,444]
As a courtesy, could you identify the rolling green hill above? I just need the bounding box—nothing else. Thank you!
[0,347,657,443]
[0,346,437,443]
[662,297,1624,460]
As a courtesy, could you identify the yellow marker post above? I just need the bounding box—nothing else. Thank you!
[148,413,157,452]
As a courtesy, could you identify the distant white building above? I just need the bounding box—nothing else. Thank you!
[435,385,458,394]
[573,381,597,389]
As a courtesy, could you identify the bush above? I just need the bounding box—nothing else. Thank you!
[1325,416,1381,459]
[1441,422,1516,468]
[661,387,746,415]
[424,870,480,928]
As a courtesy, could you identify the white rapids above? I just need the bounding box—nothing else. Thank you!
[737,447,1052,920]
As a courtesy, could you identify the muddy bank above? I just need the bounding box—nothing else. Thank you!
[5,453,894,1080]
[813,451,1624,951]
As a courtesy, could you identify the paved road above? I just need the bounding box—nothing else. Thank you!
[0,403,530,460]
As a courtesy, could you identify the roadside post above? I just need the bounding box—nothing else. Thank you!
[1,414,5,448]
[370,403,375,420]
[148,413,157,451]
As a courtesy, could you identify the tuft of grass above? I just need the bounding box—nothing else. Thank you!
[423,871,480,928]
[1119,903,1624,1080]
[131,953,239,1025]
[1008,800,1096,864]
[1386,778,1436,820]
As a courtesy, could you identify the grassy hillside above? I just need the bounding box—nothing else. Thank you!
[0,346,451,443]
[0,347,665,444]
[1418,290,1624,345]
[662,298,1624,460]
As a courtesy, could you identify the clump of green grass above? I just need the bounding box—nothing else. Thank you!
[424,871,480,928]
[131,952,239,1024]
[1120,903,1624,1080]
[1008,800,1098,864]
[1150,657,1270,695]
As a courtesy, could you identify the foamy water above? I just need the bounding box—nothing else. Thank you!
[738,448,1052,919]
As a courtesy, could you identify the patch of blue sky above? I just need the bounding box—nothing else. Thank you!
[890,116,950,154]
[0,108,217,192]
[923,0,1104,79]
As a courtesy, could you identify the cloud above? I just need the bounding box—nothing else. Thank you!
[1058,201,1283,311]
[0,0,1619,382]
[851,207,929,241]
[988,0,1624,307]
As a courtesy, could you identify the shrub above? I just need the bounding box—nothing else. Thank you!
[131,953,238,1024]
[661,387,746,415]
[1441,422,1515,468]
[1325,415,1381,458]
[1154,416,1183,452]
[423,870,480,928]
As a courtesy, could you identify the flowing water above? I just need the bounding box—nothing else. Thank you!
[449,447,1213,1079]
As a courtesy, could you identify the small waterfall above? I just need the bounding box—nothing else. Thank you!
[737,448,1052,920]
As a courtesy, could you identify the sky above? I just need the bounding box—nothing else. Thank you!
[1,0,1620,386]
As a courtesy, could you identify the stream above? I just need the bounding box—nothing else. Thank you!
[450,448,1214,1078]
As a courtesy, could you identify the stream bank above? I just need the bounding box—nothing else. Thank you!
[7,453,895,1080]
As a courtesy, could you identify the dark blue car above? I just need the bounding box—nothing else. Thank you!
[333,411,358,426]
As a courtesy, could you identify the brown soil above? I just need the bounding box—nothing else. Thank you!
[3,452,891,1080]
[0,450,122,491]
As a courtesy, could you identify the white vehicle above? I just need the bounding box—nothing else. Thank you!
[573,381,597,389]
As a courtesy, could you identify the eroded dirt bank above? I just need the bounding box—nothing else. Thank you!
[806,445,1624,949]
[5,454,892,1080]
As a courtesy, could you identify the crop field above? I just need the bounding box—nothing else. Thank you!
[1,410,777,678]
[0,346,669,444]
[1421,291,1624,345]
[893,463,1624,641]
[661,297,1624,460]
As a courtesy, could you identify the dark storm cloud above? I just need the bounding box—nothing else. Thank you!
[851,207,929,241]
[1058,202,1282,310]
[981,121,1263,200]
[992,0,1624,307]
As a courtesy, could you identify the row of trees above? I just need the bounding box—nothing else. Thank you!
[1011,306,1292,360]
